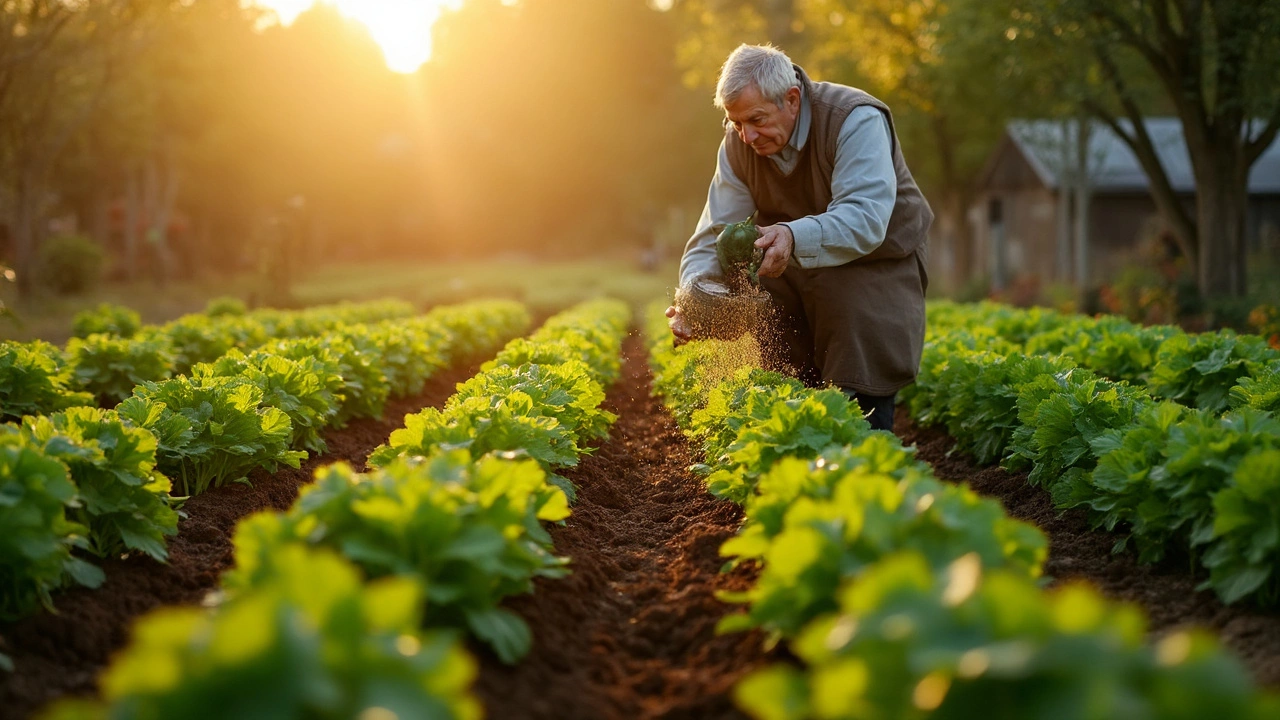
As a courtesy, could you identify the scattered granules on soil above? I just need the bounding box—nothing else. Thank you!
[895,406,1280,688]
[0,360,487,720]
[474,333,775,720]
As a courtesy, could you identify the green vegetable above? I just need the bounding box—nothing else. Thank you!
[736,552,1271,720]
[71,303,142,339]
[0,341,93,421]
[19,407,178,562]
[194,350,342,454]
[1149,330,1278,413]
[44,546,481,720]
[227,453,570,665]
[0,430,103,620]
[118,377,306,497]
[716,216,763,291]
[65,334,174,406]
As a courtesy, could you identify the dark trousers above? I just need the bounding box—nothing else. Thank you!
[848,390,896,432]
[757,265,900,433]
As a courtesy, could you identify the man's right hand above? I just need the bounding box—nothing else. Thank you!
[666,305,692,346]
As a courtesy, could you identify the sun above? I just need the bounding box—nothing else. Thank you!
[253,0,464,73]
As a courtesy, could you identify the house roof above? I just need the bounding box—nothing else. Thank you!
[1003,118,1280,194]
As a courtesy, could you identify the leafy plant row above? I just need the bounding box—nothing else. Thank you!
[0,298,420,419]
[904,312,1280,606]
[39,299,629,718]
[926,300,1279,415]
[643,303,1277,720]
[1,301,530,628]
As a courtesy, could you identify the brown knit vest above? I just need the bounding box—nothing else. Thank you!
[724,65,933,266]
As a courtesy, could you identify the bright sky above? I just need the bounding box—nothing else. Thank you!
[252,0,464,73]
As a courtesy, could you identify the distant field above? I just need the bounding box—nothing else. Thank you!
[0,256,680,343]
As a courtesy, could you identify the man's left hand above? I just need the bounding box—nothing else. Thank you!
[755,224,793,278]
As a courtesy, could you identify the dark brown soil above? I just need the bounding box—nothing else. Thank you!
[895,406,1280,688]
[0,361,485,719]
[474,333,772,720]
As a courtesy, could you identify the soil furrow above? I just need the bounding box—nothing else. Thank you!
[895,407,1280,688]
[0,360,486,719]
[475,333,772,720]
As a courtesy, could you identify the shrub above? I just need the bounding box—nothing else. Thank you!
[36,234,105,295]
[72,303,142,339]
[204,296,247,317]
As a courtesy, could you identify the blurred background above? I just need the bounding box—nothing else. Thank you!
[2,0,1278,340]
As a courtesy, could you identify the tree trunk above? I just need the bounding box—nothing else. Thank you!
[1073,115,1091,303]
[141,144,181,286]
[946,190,974,289]
[1192,140,1250,298]
[12,174,38,298]
[1056,119,1073,282]
[929,114,973,292]
[88,182,111,251]
[123,165,141,281]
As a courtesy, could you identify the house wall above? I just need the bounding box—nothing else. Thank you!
[970,187,1057,291]
[968,128,1280,296]
[1248,196,1280,256]
[1087,194,1166,280]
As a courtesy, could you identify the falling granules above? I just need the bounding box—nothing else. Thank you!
[674,279,773,343]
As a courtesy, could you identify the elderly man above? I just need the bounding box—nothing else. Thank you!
[667,44,933,432]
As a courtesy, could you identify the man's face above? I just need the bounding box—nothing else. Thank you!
[724,84,801,157]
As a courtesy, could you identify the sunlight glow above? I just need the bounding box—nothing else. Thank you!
[253,0,464,73]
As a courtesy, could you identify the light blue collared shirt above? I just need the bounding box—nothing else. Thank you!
[679,87,898,287]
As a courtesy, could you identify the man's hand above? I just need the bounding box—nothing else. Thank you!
[666,305,692,346]
[755,224,793,278]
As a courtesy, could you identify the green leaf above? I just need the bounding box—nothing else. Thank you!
[464,607,531,665]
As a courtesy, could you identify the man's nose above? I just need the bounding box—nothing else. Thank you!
[742,126,758,144]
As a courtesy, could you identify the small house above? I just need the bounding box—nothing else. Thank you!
[965,118,1280,291]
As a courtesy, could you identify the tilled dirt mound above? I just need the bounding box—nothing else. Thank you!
[896,407,1280,688]
[0,361,484,719]
[474,334,773,720]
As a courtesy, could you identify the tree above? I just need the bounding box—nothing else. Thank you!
[1012,0,1280,300]
[0,1,134,296]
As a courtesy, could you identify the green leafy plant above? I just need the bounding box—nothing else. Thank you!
[267,334,390,425]
[1204,448,1280,604]
[19,408,178,561]
[1149,331,1278,413]
[451,360,614,449]
[138,318,246,376]
[716,459,1045,641]
[203,296,247,317]
[1229,359,1280,413]
[0,431,103,620]
[703,389,872,503]
[1024,314,1179,385]
[361,320,451,398]
[0,341,94,421]
[735,552,1273,720]
[690,367,807,464]
[118,376,306,496]
[370,392,579,474]
[65,334,175,407]
[227,453,570,664]
[1005,371,1151,497]
[910,348,1076,466]
[72,303,142,339]
[45,546,481,720]
[194,350,341,454]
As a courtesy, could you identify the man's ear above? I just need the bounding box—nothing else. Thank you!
[785,86,801,111]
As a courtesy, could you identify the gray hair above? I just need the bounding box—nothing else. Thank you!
[714,44,798,109]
